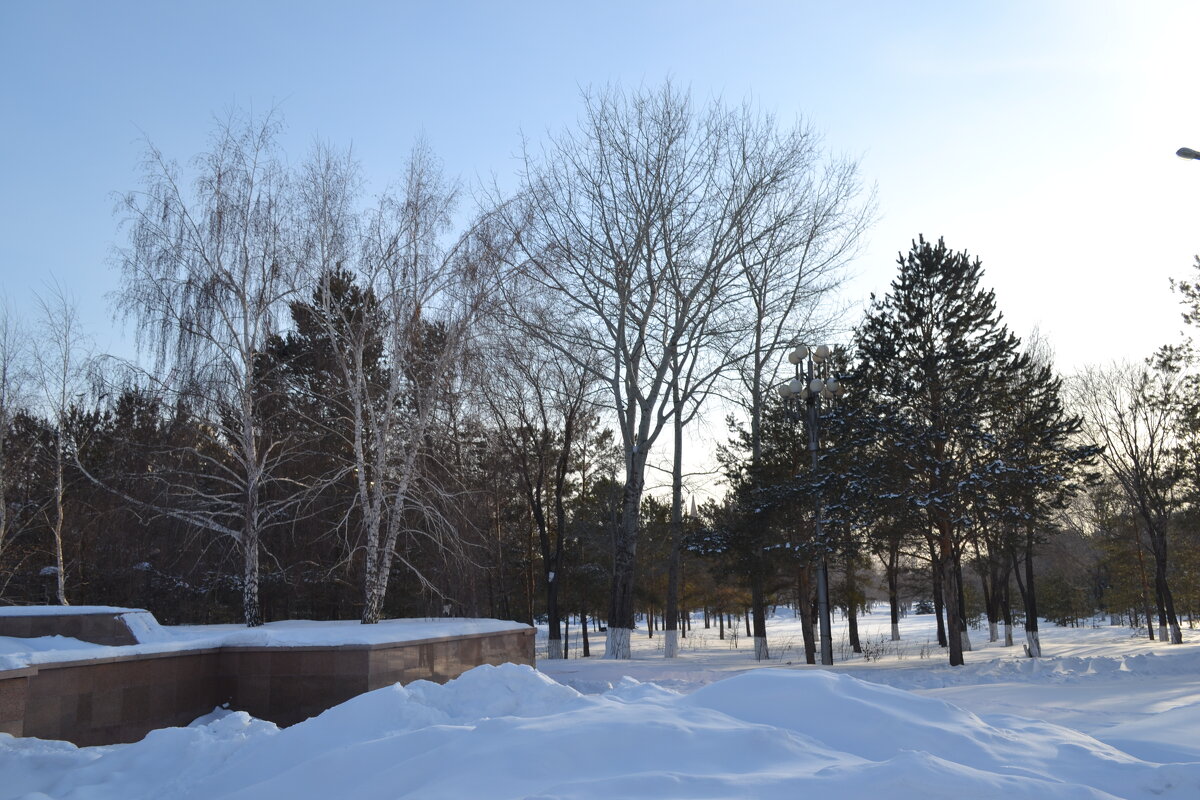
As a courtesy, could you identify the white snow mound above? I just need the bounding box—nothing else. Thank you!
[1,664,1196,800]
[869,650,1198,690]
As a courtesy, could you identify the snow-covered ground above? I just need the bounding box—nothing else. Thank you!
[540,611,1200,767]
[3,609,1199,799]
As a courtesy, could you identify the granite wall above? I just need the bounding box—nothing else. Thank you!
[1,627,535,745]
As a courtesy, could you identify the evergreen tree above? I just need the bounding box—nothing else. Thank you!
[991,345,1095,655]
[853,236,1030,666]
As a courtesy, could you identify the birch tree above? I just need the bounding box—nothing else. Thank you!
[297,143,500,623]
[117,112,301,626]
[31,285,92,605]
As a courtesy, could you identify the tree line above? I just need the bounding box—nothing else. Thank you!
[2,85,1198,667]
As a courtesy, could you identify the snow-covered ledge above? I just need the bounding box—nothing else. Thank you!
[0,608,534,745]
[0,605,160,647]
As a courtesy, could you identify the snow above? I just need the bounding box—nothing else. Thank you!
[0,635,96,670]
[191,617,528,647]
[0,615,531,669]
[0,605,141,617]
[117,610,173,643]
[3,611,1200,799]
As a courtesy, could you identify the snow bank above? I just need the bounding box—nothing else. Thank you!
[862,648,1200,690]
[3,664,1195,799]
[118,610,174,643]
[0,634,96,671]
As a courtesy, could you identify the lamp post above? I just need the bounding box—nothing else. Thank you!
[778,343,843,667]
[1177,147,1200,161]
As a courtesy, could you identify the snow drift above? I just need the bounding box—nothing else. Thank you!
[3,664,1196,800]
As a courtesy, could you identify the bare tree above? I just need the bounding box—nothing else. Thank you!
[482,335,597,657]
[660,125,869,661]
[297,142,500,623]
[720,121,872,661]
[32,284,92,605]
[503,84,845,658]
[1071,362,1184,644]
[116,111,302,626]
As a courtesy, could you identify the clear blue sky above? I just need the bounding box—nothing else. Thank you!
[2,1,1198,371]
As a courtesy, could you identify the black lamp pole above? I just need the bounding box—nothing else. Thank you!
[781,344,842,667]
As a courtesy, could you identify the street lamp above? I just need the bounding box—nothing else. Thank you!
[1177,147,1200,161]
[778,343,843,667]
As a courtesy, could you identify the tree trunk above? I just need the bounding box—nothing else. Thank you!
[846,558,861,654]
[1001,576,1014,647]
[1155,583,1169,642]
[751,572,769,660]
[1134,538,1156,640]
[241,477,262,627]
[956,556,973,652]
[664,403,683,659]
[941,558,964,665]
[526,524,535,625]
[52,438,68,605]
[798,564,816,664]
[929,539,947,648]
[980,560,998,642]
[546,575,563,659]
[243,530,262,628]
[1150,531,1183,644]
[605,451,646,659]
[1011,537,1041,658]
[580,607,590,657]
[361,523,384,625]
[886,543,901,641]
[935,521,964,666]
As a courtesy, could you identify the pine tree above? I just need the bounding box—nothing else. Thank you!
[991,346,1095,656]
[854,236,1029,666]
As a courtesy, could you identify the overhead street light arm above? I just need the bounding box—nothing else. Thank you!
[1177,147,1200,161]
